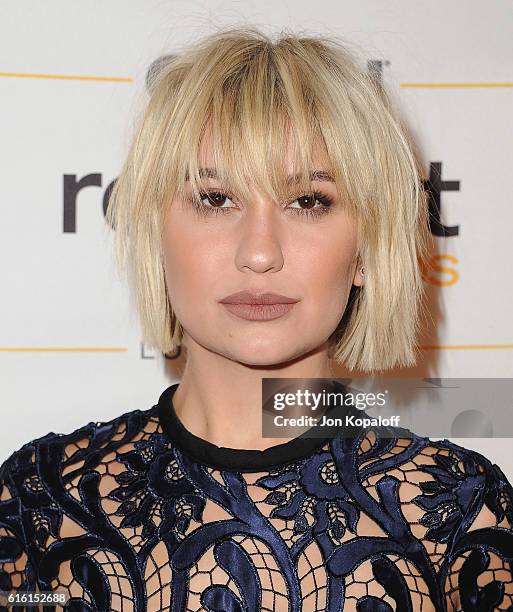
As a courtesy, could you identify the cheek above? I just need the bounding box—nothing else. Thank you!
[295,225,358,324]
[301,256,349,322]
[162,212,222,305]
[297,226,357,293]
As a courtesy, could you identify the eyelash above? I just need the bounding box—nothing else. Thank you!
[188,190,334,220]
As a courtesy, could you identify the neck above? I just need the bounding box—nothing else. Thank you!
[171,338,335,451]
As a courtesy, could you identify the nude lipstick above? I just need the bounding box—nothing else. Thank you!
[218,291,300,321]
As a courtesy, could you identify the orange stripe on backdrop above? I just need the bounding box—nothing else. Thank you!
[0,72,132,82]
[1,74,511,88]
[0,348,128,352]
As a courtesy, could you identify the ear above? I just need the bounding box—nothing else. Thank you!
[352,261,365,287]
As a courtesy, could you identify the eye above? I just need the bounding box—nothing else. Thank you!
[189,191,238,216]
[203,191,236,206]
[287,192,334,219]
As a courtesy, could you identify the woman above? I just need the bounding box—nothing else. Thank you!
[1,26,512,612]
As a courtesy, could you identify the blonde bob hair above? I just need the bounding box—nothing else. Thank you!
[106,26,430,373]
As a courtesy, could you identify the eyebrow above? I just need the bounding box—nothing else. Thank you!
[185,167,335,183]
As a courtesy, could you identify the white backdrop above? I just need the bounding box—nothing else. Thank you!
[1,1,512,478]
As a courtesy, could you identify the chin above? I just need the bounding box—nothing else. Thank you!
[220,339,310,367]
[235,353,297,367]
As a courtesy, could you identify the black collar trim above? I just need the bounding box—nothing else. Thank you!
[157,380,353,472]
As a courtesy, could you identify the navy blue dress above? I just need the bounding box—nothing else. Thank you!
[1,382,512,611]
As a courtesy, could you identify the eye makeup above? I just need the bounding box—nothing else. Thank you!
[186,189,335,220]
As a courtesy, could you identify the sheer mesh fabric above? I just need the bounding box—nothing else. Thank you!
[1,396,513,611]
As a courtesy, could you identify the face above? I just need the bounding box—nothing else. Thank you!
[162,134,363,366]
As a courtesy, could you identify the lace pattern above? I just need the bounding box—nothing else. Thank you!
[1,399,513,611]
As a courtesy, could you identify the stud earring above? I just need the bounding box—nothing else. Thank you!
[360,266,365,276]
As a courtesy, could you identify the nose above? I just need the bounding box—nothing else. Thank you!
[233,194,285,274]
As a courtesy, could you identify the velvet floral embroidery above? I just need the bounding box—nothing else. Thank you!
[1,394,513,611]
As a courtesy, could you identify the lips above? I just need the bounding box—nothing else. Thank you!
[219,291,299,305]
[220,302,297,321]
